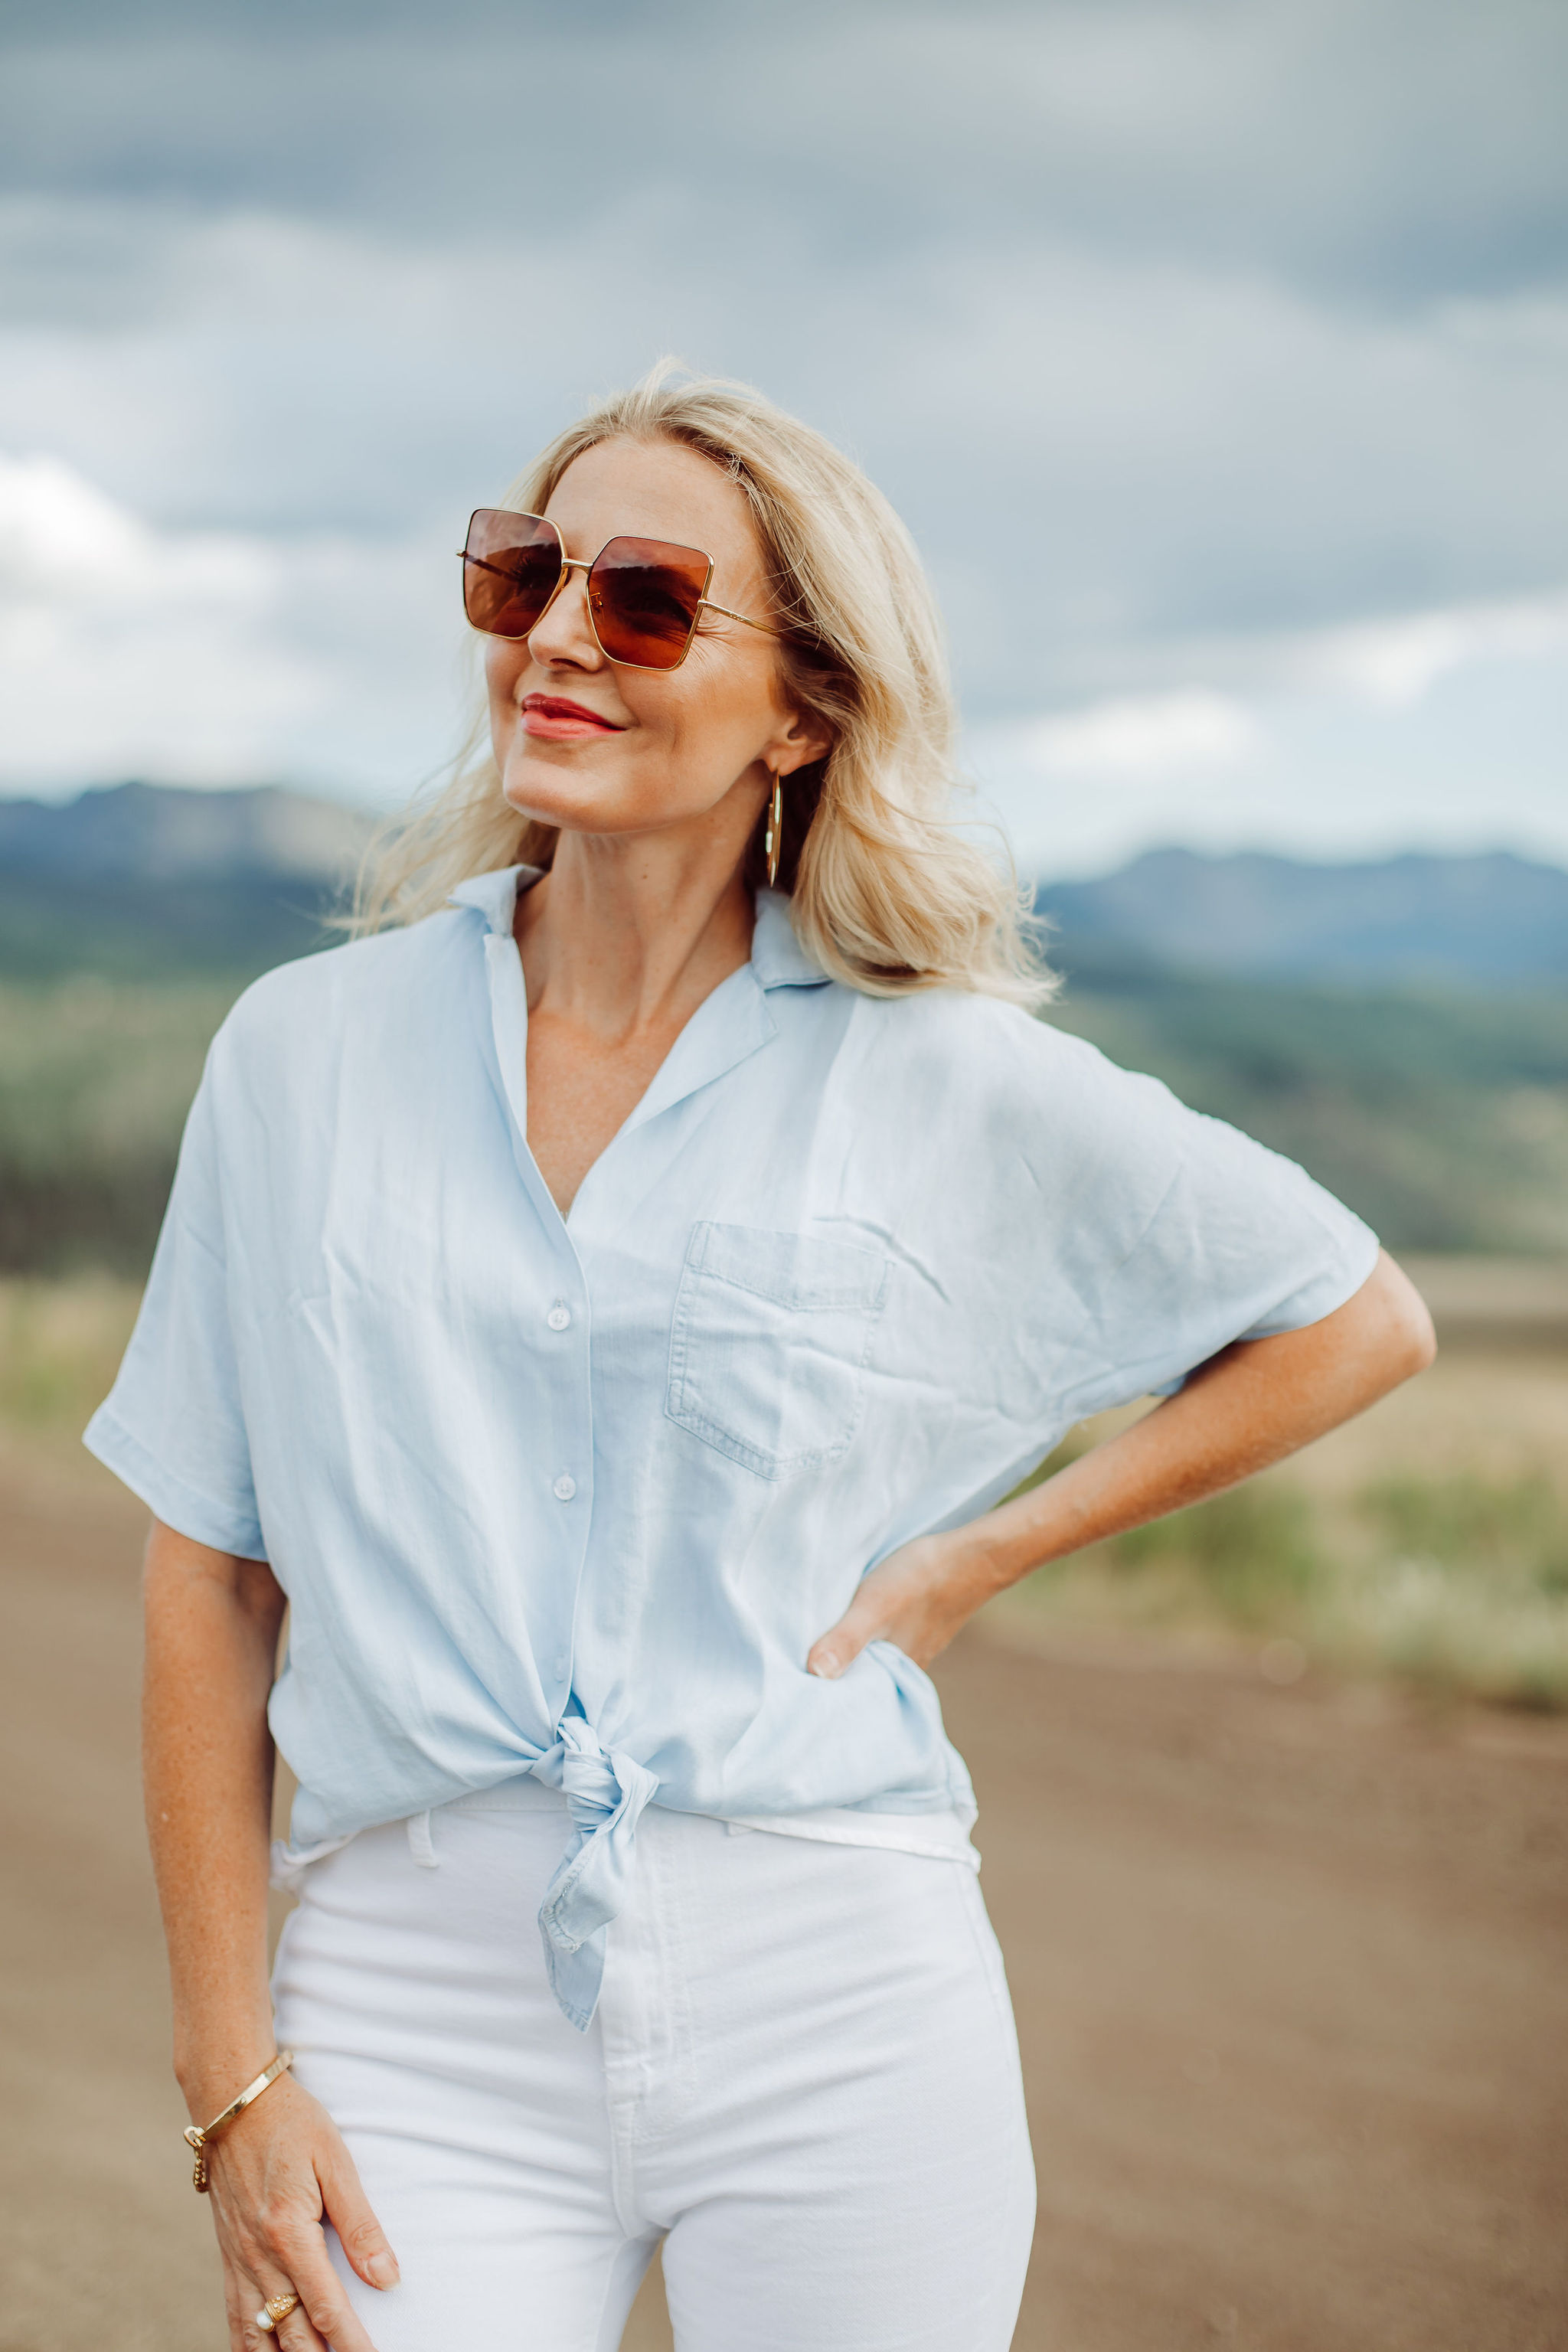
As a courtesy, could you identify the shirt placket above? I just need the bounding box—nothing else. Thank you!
[482,927,593,1719]
[472,893,801,2031]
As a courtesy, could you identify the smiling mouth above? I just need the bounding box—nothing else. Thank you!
[521,694,625,739]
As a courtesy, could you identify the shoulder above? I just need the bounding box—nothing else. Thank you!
[205,911,479,1109]
[217,911,472,1045]
[846,987,1175,1119]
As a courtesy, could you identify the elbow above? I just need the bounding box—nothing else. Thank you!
[1402,1298,1438,1378]
[1376,1252,1438,1383]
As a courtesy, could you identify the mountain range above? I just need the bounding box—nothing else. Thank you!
[1035,846,1568,991]
[0,782,372,979]
[3,782,1566,1266]
[2,781,1566,991]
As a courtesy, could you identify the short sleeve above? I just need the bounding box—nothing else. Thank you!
[83,1055,266,1559]
[1057,1089,1380,1425]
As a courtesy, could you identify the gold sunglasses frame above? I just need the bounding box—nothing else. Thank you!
[459,509,779,672]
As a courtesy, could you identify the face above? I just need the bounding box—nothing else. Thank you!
[484,436,825,848]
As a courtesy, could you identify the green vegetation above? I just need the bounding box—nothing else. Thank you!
[4,951,1567,1276]
[1106,1484,1322,1626]
[1047,958,1568,1254]
[9,1269,1567,1712]
[0,1275,141,1431]
[0,867,337,984]
[1001,1452,1568,1712]
[0,977,247,1274]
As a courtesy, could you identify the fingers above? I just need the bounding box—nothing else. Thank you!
[807,1586,883,1681]
[249,2240,367,2352]
[230,2262,325,2352]
[272,2294,330,2352]
[265,2237,380,2352]
[318,2138,400,2292]
[222,2259,255,2352]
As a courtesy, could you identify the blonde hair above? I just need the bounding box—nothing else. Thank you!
[354,365,1050,1003]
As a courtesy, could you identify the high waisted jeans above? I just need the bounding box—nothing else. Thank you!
[271,1779,1035,2351]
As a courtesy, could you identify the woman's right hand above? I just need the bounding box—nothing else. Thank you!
[201,2073,400,2352]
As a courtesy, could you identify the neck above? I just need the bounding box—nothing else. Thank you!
[514,813,759,1044]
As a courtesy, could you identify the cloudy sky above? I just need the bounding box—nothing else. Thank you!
[2,0,1565,874]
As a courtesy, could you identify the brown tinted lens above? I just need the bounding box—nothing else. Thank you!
[462,510,563,638]
[588,537,710,668]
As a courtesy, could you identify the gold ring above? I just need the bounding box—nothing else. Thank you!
[255,2293,301,2332]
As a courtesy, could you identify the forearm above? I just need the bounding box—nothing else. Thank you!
[809,1251,1436,1676]
[142,1517,288,2115]
[964,1247,1436,1599]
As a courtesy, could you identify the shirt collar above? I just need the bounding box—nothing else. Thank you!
[750,889,831,990]
[449,869,830,991]
[447,864,540,935]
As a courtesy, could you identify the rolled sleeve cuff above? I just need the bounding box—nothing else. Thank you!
[82,1407,267,1560]
[1240,1218,1381,1341]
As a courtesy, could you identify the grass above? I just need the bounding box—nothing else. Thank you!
[1047,967,1568,1254]
[0,976,243,1275]
[4,959,1568,1279]
[0,1276,142,1435]
[8,1270,1567,1713]
[997,1434,1568,1712]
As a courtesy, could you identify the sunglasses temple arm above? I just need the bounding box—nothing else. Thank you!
[459,551,533,585]
[697,599,780,635]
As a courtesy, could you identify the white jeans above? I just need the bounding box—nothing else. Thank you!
[271,1779,1035,2352]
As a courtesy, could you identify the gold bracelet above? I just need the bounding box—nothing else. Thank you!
[182,2051,295,2192]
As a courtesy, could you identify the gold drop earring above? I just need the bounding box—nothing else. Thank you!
[763,769,784,887]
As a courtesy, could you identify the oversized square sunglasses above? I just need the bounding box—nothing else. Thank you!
[459,508,779,671]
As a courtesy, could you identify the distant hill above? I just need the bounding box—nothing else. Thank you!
[3,783,1567,1267]
[5,785,1565,991]
[1037,847,1568,991]
[0,781,376,979]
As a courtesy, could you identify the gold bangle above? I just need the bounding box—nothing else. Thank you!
[182,2051,295,2192]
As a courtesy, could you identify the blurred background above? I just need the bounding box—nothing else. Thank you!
[2,4,1565,2349]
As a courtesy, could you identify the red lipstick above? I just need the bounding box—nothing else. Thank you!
[521,694,625,742]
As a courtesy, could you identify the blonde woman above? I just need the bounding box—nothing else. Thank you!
[89,371,1434,2352]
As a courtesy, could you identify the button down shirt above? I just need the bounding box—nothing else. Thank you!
[87,871,1377,2027]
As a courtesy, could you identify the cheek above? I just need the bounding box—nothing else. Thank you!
[642,661,770,769]
[485,643,526,725]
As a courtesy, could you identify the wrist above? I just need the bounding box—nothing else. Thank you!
[942,1523,1016,1608]
[175,2022,280,2120]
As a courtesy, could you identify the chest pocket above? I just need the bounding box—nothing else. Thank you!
[665,1220,891,1481]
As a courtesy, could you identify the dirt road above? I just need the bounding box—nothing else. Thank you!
[3,1443,1566,2352]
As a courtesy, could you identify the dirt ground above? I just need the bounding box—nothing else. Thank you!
[3,1393,1567,2352]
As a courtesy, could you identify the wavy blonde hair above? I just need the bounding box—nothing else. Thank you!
[354,365,1050,1002]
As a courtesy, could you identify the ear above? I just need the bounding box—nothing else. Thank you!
[765,704,834,779]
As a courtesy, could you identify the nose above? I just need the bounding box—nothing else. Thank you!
[527,557,603,671]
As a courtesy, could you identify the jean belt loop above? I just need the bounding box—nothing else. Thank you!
[407,1809,439,1869]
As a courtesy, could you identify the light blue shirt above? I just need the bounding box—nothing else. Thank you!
[87,872,1377,2027]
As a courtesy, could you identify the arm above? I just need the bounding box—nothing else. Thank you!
[808,1249,1436,1677]
[144,1520,398,2352]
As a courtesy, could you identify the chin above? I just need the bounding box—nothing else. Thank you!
[500,767,641,838]
[500,746,611,828]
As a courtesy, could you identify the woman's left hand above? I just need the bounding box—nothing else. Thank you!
[805,1251,1437,1689]
[807,1534,992,1679]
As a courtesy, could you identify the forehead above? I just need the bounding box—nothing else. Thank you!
[544,436,760,570]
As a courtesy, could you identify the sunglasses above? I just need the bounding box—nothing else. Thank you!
[459,508,779,671]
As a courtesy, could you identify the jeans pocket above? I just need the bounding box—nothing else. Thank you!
[665,1220,890,1480]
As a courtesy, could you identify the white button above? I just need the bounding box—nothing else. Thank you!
[547,1302,572,1331]
[552,1473,577,1501]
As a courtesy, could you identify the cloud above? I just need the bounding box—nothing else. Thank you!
[4,2,1566,301]
[970,585,1568,874]
[0,0,1563,847]
[1016,691,1258,777]
[1305,593,1568,708]
[0,452,459,795]
[2,199,1566,715]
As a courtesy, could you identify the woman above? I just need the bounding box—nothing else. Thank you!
[88,371,1434,2352]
